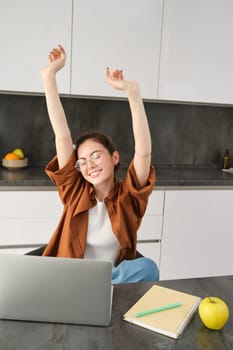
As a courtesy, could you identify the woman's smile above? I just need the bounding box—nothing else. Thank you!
[88,168,103,178]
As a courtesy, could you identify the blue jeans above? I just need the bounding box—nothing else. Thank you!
[112,257,159,284]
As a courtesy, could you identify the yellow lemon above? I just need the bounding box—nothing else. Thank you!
[13,148,24,159]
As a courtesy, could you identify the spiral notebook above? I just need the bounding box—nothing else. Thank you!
[123,284,201,339]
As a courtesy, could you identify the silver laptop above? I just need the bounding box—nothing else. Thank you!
[0,254,113,326]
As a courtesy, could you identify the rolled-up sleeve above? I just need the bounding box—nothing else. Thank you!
[124,161,156,196]
[123,160,156,217]
[45,151,79,186]
[45,151,82,205]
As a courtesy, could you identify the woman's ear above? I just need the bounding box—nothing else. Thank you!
[112,151,120,166]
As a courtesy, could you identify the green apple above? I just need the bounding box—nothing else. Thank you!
[198,296,229,330]
[13,148,24,159]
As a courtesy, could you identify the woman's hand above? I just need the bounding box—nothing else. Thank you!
[106,68,125,90]
[106,67,140,96]
[41,45,66,77]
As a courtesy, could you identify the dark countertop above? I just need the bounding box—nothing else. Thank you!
[0,167,52,189]
[155,167,233,188]
[1,165,233,189]
[0,275,232,350]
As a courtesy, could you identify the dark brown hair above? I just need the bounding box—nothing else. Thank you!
[75,130,120,172]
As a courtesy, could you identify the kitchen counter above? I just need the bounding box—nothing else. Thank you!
[155,167,233,189]
[1,165,233,190]
[0,167,53,190]
[0,275,232,350]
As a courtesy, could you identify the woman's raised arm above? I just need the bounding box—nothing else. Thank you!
[106,68,152,188]
[41,45,73,168]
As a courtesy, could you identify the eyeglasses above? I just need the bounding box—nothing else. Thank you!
[74,151,104,169]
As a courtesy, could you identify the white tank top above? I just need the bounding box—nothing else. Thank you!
[84,199,121,266]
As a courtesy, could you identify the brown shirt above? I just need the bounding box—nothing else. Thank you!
[43,151,156,265]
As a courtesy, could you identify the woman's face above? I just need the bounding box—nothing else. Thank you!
[77,139,119,187]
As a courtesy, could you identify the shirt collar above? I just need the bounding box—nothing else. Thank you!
[73,177,119,216]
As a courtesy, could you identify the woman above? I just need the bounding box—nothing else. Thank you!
[41,45,159,283]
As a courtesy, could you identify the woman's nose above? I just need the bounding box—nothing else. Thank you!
[86,158,96,169]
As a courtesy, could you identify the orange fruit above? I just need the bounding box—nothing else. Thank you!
[4,152,21,160]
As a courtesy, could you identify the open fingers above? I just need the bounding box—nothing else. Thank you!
[58,44,65,54]
[48,45,66,62]
[50,48,61,59]
[106,67,110,78]
[106,68,124,80]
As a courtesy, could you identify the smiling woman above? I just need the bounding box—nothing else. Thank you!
[74,137,120,200]
[75,129,120,173]
[40,44,159,283]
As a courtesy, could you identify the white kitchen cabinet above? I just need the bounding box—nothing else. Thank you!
[160,190,233,280]
[71,0,163,99]
[137,242,161,265]
[137,190,164,240]
[0,191,63,254]
[0,247,35,255]
[159,0,233,104]
[137,190,164,265]
[0,0,72,94]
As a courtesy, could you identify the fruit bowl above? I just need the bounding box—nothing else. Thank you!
[2,158,28,170]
